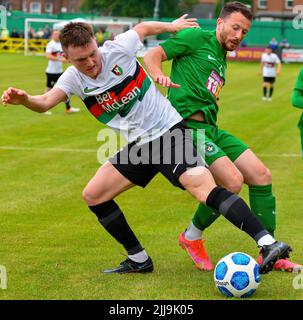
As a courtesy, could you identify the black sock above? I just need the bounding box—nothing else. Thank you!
[269,87,274,97]
[89,200,143,255]
[65,101,71,110]
[206,187,269,242]
[263,87,267,97]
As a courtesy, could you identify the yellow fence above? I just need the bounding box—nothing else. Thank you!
[0,38,49,54]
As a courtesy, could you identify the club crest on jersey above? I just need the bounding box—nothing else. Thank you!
[205,142,219,156]
[111,64,123,76]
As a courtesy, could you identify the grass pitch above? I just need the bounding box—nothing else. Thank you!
[0,53,303,300]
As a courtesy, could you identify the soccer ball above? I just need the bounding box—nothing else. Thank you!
[214,252,261,298]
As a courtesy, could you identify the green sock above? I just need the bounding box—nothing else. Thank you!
[249,184,276,236]
[192,203,220,230]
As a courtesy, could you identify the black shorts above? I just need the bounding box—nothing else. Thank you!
[46,73,63,88]
[263,77,276,84]
[109,121,205,189]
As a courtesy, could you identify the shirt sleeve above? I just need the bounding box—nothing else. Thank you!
[292,69,303,109]
[160,28,202,60]
[54,67,80,100]
[110,29,144,57]
[45,42,53,53]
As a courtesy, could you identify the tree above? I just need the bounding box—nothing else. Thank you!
[81,0,199,18]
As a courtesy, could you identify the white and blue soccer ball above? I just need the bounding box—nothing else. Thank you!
[214,252,261,298]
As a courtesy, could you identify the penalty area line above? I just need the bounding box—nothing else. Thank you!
[259,153,301,158]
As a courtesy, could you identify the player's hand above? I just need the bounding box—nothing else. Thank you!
[172,14,199,33]
[155,75,181,88]
[1,87,29,106]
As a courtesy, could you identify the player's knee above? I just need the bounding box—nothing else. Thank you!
[244,163,272,185]
[226,182,243,194]
[82,188,92,204]
[180,167,216,203]
[223,173,244,194]
[82,187,101,206]
[256,166,272,185]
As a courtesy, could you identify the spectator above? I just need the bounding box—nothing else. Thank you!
[268,37,279,52]
[28,27,36,39]
[1,28,9,39]
[36,28,45,39]
[43,24,51,39]
[10,28,20,38]
[280,38,290,49]
[95,28,104,46]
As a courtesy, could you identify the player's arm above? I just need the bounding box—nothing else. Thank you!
[46,52,60,61]
[276,61,282,75]
[46,52,67,63]
[144,23,201,88]
[142,17,200,88]
[1,87,67,112]
[133,14,198,43]
[292,69,303,109]
[259,61,264,75]
[144,21,202,88]
[144,46,180,88]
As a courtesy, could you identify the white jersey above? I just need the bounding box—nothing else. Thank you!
[46,40,63,74]
[261,53,280,78]
[55,30,182,145]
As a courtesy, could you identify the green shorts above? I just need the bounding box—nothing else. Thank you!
[186,119,249,166]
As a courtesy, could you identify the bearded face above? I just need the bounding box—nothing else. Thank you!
[217,12,251,52]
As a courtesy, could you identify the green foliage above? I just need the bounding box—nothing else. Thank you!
[81,0,104,14]
[178,0,200,16]
[81,0,199,18]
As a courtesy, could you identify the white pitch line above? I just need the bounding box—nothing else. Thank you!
[0,146,301,157]
[0,146,96,153]
[259,153,301,158]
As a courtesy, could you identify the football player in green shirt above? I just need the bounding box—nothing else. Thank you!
[144,1,301,272]
[292,68,303,157]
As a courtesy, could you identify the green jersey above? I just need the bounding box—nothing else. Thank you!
[292,68,303,130]
[292,68,303,156]
[160,28,227,126]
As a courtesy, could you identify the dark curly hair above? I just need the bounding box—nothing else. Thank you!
[219,2,253,22]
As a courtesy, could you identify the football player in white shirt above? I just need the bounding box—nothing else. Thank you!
[44,29,80,115]
[1,19,292,275]
[260,46,282,101]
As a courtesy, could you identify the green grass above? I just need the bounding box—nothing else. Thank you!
[0,53,303,300]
